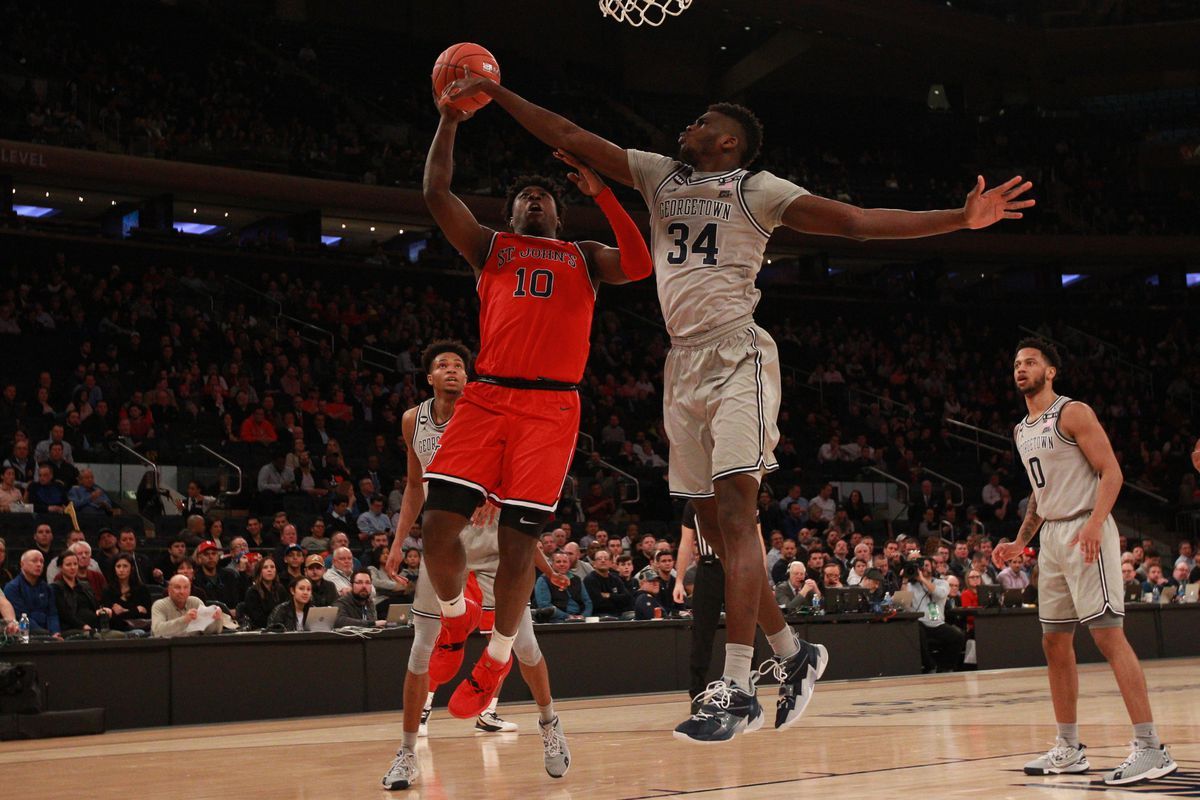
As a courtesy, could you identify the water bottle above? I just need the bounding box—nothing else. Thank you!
[1152,585,1161,604]
[882,592,894,613]
[812,594,824,616]
[18,613,29,644]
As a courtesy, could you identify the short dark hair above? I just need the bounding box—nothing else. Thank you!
[1015,337,1062,371]
[708,102,763,167]
[420,339,471,376]
[503,175,565,226]
[351,568,372,583]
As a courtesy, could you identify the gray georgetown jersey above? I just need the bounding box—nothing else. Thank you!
[411,398,448,480]
[1014,395,1098,521]
[627,149,808,339]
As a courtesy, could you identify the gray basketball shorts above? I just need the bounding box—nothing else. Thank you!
[663,317,781,498]
[1037,512,1124,630]
[412,522,500,624]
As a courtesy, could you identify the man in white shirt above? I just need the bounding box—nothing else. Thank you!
[151,575,224,637]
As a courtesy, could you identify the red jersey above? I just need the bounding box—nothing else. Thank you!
[475,232,596,384]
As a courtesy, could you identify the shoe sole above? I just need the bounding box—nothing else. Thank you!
[671,707,765,745]
[777,644,829,731]
[1024,761,1090,776]
[382,779,413,790]
[1104,761,1177,785]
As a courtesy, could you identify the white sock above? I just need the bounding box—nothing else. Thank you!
[1133,722,1160,749]
[402,730,418,750]
[538,701,556,725]
[1057,722,1080,747]
[487,629,516,663]
[486,696,499,714]
[438,592,466,618]
[766,625,800,660]
[723,643,755,690]
[424,692,434,711]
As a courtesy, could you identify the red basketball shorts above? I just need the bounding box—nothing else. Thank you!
[425,382,579,513]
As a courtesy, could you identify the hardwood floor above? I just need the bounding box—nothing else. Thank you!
[6,658,1198,799]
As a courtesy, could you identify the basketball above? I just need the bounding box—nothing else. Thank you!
[431,42,501,112]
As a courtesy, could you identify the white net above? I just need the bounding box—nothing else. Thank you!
[598,0,693,27]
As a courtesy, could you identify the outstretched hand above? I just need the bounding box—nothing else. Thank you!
[963,175,1035,229]
[432,88,475,123]
[442,72,495,106]
[553,149,606,197]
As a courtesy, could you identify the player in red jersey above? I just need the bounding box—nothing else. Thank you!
[419,94,652,719]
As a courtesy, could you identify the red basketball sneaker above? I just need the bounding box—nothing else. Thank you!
[448,651,512,719]
[427,598,482,685]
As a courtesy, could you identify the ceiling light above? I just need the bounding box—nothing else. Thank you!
[341,223,346,229]
[78,196,84,202]
[370,226,376,232]
[224,212,229,218]
[192,208,197,214]
[398,229,405,234]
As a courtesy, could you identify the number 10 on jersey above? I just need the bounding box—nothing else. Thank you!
[513,267,554,298]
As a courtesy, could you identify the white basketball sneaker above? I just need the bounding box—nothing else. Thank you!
[382,747,420,790]
[1105,742,1177,785]
[1024,739,1090,775]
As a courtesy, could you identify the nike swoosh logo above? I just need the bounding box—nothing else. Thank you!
[520,516,538,525]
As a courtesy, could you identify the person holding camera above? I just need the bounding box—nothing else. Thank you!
[901,555,964,672]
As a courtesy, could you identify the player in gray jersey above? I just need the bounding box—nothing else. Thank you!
[997,338,1174,786]
[444,75,1033,743]
[380,340,570,790]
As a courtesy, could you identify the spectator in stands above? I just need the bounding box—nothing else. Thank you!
[0,466,25,511]
[44,442,79,488]
[242,556,289,633]
[770,539,801,584]
[583,483,616,526]
[29,464,68,513]
[334,570,384,628]
[900,556,964,672]
[256,451,295,512]
[4,550,60,636]
[3,440,36,490]
[1175,541,1195,572]
[31,523,55,564]
[775,562,820,612]
[822,563,845,590]
[117,528,153,585]
[632,572,665,620]
[267,577,313,631]
[193,541,240,611]
[239,406,278,444]
[68,468,118,516]
[46,529,86,581]
[100,553,151,633]
[911,480,940,520]
[356,495,391,542]
[997,554,1030,590]
[305,554,342,606]
[1121,561,1141,598]
[175,481,216,518]
[300,519,331,555]
[326,548,355,595]
[563,542,593,581]
[970,552,997,585]
[35,424,74,464]
[1140,563,1172,597]
[615,554,636,592]
[757,489,785,533]
[944,575,963,610]
[631,533,657,573]
[981,473,1004,509]
[151,575,224,637]
[583,550,632,617]
[842,489,873,526]
[804,550,827,584]
[325,496,355,535]
[70,541,107,598]
[845,558,869,586]
[782,503,807,540]
[243,515,270,549]
[949,541,972,577]
[153,537,189,584]
[534,551,592,622]
[810,484,838,520]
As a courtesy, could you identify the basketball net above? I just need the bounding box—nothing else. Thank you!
[598,0,693,27]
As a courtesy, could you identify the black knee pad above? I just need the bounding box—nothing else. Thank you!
[499,505,551,537]
[425,479,484,519]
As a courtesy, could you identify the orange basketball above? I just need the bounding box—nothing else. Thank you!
[431,42,501,112]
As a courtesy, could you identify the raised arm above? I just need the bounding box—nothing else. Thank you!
[553,150,652,286]
[782,175,1034,241]
[443,78,633,186]
[423,102,495,272]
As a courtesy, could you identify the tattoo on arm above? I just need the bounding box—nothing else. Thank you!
[1015,495,1041,545]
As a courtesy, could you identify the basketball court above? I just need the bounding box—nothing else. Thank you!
[6,658,1197,798]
